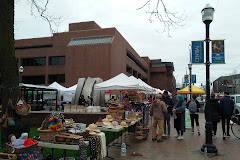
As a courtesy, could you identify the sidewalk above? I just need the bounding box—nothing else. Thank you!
[104,113,240,160]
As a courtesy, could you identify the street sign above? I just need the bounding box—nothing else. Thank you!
[192,41,204,64]
[191,74,196,83]
[212,40,225,64]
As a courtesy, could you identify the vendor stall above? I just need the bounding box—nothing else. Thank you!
[177,84,205,94]
[19,83,58,111]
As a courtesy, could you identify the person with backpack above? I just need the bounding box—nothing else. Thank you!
[220,92,234,140]
[187,95,201,135]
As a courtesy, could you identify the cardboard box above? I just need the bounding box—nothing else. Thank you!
[71,105,77,112]
[64,105,71,112]
[77,105,86,112]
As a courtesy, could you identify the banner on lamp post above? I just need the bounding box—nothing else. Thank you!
[191,74,196,83]
[212,40,225,64]
[192,41,204,64]
[184,75,189,83]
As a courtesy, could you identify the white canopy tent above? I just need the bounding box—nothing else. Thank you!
[128,76,154,92]
[60,84,77,102]
[137,78,155,93]
[49,82,67,91]
[94,73,145,91]
[60,84,77,94]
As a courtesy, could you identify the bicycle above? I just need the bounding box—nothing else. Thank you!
[231,113,240,139]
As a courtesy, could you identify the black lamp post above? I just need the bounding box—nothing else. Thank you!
[201,4,218,154]
[19,66,24,83]
[188,64,192,98]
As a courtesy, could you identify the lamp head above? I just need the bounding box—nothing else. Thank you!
[201,3,215,23]
[188,63,192,69]
[19,66,24,73]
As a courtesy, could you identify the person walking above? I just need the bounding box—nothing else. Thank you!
[172,94,178,106]
[162,91,174,137]
[173,95,186,140]
[187,95,201,135]
[150,94,168,142]
[220,92,234,140]
[205,92,221,138]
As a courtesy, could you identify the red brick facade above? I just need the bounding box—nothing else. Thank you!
[14,21,176,94]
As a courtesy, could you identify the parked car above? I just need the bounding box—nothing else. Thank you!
[230,94,240,114]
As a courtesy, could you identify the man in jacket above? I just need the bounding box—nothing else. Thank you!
[220,92,234,140]
[150,94,168,142]
[162,91,174,137]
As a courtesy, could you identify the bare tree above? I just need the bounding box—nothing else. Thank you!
[0,0,61,147]
[28,0,62,34]
[137,0,187,37]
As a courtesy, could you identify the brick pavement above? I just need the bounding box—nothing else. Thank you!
[104,113,240,160]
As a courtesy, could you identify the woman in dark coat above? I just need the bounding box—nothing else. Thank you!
[205,92,221,138]
[173,95,186,140]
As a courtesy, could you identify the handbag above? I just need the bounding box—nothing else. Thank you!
[7,117,15,127]
[15,92,31,116]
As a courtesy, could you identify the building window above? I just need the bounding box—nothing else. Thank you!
[22,76,45,85]
[126,50,147,73]
[49,74,65,84]
[49,56,66,65]
[138,73,142,79]
[133,70,137,78]
[126,65,132,74]
[22,57,46,66]
[150,63,165,68]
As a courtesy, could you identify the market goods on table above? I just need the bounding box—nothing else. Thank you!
[54,133,83,144]
[0,153,17,160]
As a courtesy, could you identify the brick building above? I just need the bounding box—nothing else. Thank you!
[14,21,176,93]
[213,74,240,94]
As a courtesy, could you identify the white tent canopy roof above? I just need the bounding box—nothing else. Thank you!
[19,83,56,90]
[94,73,144,91]
[129,76,154,92]
[48,82,67,91]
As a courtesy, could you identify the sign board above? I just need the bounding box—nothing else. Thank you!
[191,74,196,83]
[184,75,189,83]
[185,109,191,128]
[192,41,204,63]
[212,40,225,63]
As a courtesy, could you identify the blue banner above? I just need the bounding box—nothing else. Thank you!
[212,40,225,63]
[184,75,189,83]
[192,41,204,63]
[191,75,196,83]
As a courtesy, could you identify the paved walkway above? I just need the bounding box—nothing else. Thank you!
[104,113,240,160]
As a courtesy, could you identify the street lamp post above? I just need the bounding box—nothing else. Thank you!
[19,66,24,83]
[201,4,218,155]
[188,64,192,98]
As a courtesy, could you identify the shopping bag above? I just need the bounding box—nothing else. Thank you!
[15,92,31,116]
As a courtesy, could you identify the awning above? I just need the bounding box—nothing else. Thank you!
[177,84,205,94]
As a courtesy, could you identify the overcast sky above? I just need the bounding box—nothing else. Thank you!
[14,0,240,87]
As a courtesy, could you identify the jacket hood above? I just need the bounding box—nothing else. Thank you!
[153,99,160,106]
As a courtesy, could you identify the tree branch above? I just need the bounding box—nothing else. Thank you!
[28,0,62,34]
[138,0,187,37]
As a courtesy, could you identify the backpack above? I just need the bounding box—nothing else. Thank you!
[188,100,198,114]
